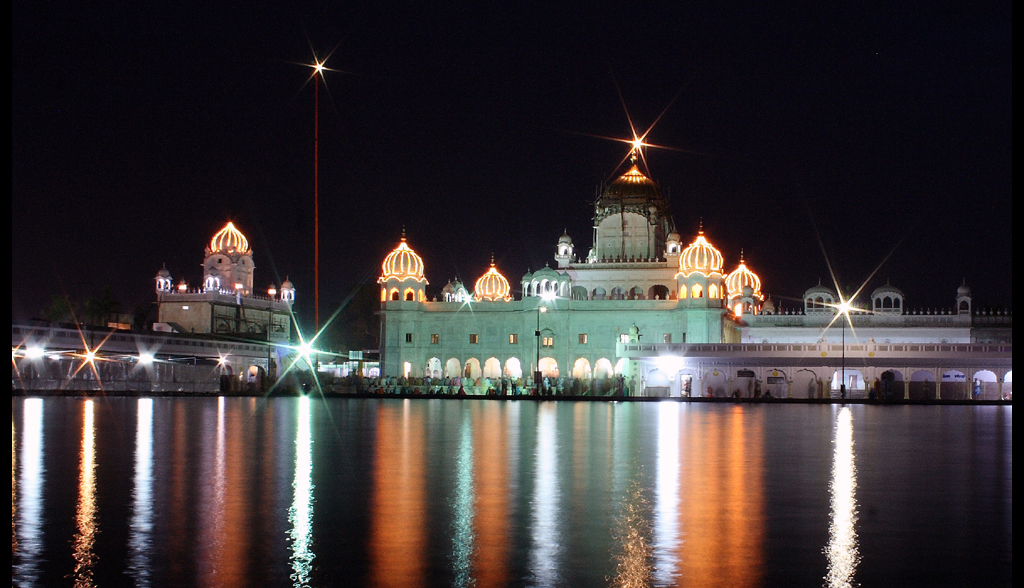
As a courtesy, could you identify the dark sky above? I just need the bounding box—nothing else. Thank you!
[13,2,1012,330]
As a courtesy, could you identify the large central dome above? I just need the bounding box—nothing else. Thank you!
[209,222,250,255]
[594,156,669,220]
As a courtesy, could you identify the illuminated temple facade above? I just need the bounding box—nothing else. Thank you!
[378,153,1011,397]
[154,222,295,342]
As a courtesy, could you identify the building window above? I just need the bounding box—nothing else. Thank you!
[509,334,518,344]
[620,333,629,344]
[431,334,439,344]
[663,333,672,343]
[542,336,554,347]
[405,333,413,343]
[578,333,588,344]
[470,334,479,344]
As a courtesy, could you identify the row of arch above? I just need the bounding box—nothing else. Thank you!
[414,356,631,380]
[638,366,1012,400]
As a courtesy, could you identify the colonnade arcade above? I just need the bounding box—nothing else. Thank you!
[411,355,629,382]
[639,364,1012,400]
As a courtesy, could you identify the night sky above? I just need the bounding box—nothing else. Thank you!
[13,2,1012,332]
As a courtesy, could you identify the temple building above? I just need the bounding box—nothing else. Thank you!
[377,150,1011,398]
[154,222,295,342]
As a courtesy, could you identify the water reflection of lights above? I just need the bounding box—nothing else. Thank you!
[825,407,859,588]
[129,399,154,586]
[73,399,98,588]
[289,395,315,587]
[451,409,476,588]
[654,401,681,585]
[611,481,653,588]
[529,403,560,585]
[14,398,45,586]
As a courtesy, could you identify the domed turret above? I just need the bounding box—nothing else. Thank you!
[280,277,295,303]
[208,222,250,256]
[555,230,574,268]
[956,279,972,315]
[678,228,724,277]
[871,281,904,314]
[591,151,673,262]
[474,259,512,302]
[803,281,837,313]
[204,221,255,295]
[442,279,470,302]
[155,264,173,293]
[379,234,428,302]
[726,251,763,300]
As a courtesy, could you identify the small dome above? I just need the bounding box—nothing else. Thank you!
[558,231,573,245]
[762,297,776,314]
[957,281,971,297]
[666,231,681,242]
[156,264,171,278]
[379,237,427,283]
[281,277,294,289]
[474,263,512,301]
[870,282,904,299]
[803,281,837,299]
[209,222,250,255]
[726,254,762,299]
[678,229,724,277]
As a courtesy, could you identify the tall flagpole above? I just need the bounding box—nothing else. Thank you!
[313,63,321,332]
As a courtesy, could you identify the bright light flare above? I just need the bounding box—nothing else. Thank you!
[25,346,45,360]
[138,353,155,365]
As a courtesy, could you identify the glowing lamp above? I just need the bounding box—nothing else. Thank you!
[25,346,45,360]
[139,353,154,364]
[268,285,277,298]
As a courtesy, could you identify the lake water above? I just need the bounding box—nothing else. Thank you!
[12,397,1012,587]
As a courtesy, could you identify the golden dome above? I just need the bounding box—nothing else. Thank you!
[678,229,724,277]
[474,263,512,301]
[379,238,426,283]
[726,253,762,299]
[210,222,250,255]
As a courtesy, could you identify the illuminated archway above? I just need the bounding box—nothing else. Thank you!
[483,357,502,379]
[572,357,592,379]
[594,358,614,379]
[504,357,523,379]
[538,357,559,378]
[444,358,461,379]
[464,358,482,381]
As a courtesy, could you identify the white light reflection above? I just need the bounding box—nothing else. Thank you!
[825,407,859,588]
[288,396,315,587]
[451,409,476,587]
[529,403,560,585]
[14,398,45,586]
[653,401,681,585]
[72,399,98,588]
[128,398,154,586]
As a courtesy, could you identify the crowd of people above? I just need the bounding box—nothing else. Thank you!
[321,373,635,397]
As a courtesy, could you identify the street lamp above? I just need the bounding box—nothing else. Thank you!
[836,298,852,400]
[535,291,556,394]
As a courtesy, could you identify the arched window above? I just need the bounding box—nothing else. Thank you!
[691,284,703,298]
[708,283,718,298]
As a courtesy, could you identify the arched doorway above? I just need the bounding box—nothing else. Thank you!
[909,370,936,400]
[483,357,502,379]
[793,369,819,399]
[830,369,866,399]
[445,358,462,379]
[594,358,614,379]
[539,357,558,378]
[973,370,998,400]
[880,370,905,401]
[765,369,787,398]
[464,358,482,381]
[648,284,670,300]
[504,357,523,379]
[703,369,727,397]
[572,357,592,379]
[425,357,442,379]
[941,370,968,400]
